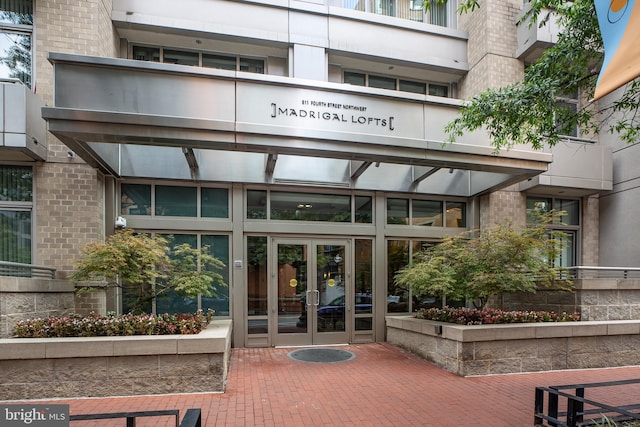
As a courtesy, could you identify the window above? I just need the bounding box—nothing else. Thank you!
[344,71,451,97]
[526,196,580,267]
[555,91,579,138]
[271,191,351,222]
[133,45,265,74]
[126,233,231,316]
[387,197,466,227]
[247,235,268,334]
[0,165,32,264]
[412,200,442,226]
[201,188,229,218]
[0,0,32,87]
[132,46,159,62]
[120,183,229,219]
[428,0,447,26]
[369,75,396,90]
[163,49,199,66]
[155,185,197,217]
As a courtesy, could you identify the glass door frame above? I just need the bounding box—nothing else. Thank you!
[271,237,351,347]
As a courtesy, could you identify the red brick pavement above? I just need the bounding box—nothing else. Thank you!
[4,342,640,426]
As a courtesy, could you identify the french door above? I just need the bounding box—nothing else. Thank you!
[272,238,350,346]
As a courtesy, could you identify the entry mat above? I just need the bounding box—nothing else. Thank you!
[288,347,356,364]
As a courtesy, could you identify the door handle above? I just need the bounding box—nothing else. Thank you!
[306,290,312,307]
[313,290,320,306]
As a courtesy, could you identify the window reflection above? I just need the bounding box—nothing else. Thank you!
[0,1,32,88]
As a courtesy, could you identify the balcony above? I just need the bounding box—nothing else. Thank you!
[519,138,613,196]
[330,0,454,27]
[516,5,560,64]
[0,79,47,161]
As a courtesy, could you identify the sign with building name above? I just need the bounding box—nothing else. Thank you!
[270,100,395,131]
[236,82,425,140]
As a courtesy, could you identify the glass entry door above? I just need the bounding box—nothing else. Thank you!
[273,239,350,346]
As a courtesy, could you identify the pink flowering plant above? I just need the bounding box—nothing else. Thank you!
[13,309,214,338]
[415,306,580,325]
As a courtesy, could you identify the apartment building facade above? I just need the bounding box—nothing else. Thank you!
[1,0,616,347]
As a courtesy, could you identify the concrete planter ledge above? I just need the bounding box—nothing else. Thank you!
[0,320,232,401]
[386,316,640,376]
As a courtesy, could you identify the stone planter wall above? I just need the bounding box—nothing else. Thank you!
[0,278,75,338]
[386,316,640,376]
[0,320,232,400]
[499,279,640,321]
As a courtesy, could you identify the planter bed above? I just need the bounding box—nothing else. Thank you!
[386,316,640,376]
[0,320,232,400]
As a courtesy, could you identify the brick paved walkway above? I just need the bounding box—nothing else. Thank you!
[5,343,640,426]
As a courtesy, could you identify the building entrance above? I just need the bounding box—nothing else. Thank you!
[273,239,351,346]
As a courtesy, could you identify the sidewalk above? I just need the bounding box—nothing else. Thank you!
[6,342,640,426]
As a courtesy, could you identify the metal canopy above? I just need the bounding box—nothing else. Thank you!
[41,53,552,197]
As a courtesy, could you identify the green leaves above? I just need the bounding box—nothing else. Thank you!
[71,230,227,313]
[394,214,572,309]
[446,0,640,150]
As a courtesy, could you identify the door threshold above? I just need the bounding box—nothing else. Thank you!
[274,343,349,349]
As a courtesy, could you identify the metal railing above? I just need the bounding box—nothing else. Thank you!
[534,379,640,427]
[338,0,451,26]
[71,408,201,427]
[0,261,56,279]
[567,266,640,280]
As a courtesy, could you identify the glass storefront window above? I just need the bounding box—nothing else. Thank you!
[247,190,267,219]
[355,239,373,332]
[155,234,199,315]
[0,0,32,87]
[387,198,408,225]
[355,195,372,224]
[271,192,351,222]
[201,188,229,218]
[155,185,197,217]
[121,183,151,215]
[247,236,268,321]
[201,234,230,316]
[446,201,466,227]
[387,240,409,313]
[412,200,442,226]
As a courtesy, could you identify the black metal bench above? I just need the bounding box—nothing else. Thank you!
[534,378,640,426]
[70,408,201,427]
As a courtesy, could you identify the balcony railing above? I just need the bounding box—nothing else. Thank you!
[339,0,452,26]
[567,266,640,280]
[0,261,56,279]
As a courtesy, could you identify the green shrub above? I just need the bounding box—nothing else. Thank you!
[415,306,580,325]
[13,309,214,338]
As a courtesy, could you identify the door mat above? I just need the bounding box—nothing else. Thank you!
[288,348,356,363]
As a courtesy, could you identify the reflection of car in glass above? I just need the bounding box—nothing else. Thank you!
[297,294,372,327]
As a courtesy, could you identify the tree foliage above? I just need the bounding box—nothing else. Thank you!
[440,0,640,151]
[70,229,227,313]
[394,214,572,309]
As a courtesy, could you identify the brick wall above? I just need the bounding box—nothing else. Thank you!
[33,0,118,273]
[458,0,524,98]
